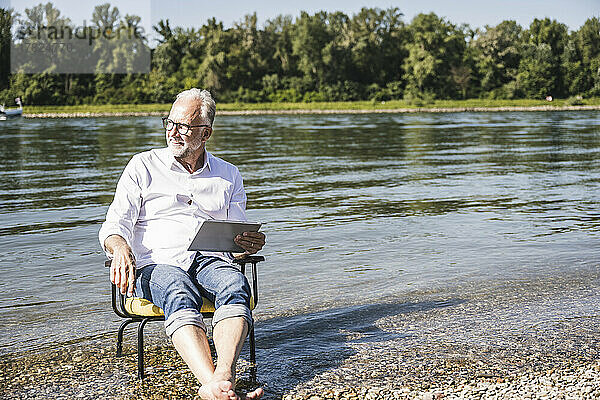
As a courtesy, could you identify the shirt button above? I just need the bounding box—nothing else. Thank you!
[187,199,192,205]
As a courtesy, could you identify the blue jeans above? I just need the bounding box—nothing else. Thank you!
[134,254,252,336]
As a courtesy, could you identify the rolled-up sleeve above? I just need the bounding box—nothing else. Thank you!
[98,156,143,257]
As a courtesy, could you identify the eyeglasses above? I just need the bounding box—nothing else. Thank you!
[162,117,211,136]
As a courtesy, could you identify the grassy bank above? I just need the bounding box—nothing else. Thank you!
[23,98,600,115]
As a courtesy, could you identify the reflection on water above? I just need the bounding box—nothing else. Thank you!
[0,111,599,354]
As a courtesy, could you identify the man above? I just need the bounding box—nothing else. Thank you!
[99,88,265,400]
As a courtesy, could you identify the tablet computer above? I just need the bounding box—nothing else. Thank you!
[188,220,262,252]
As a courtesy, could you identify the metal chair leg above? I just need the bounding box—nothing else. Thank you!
[137,318,150,379]
[117,319,136,357]
[249,318,257,385]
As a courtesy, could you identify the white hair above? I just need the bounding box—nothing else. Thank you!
[175,88,216,127]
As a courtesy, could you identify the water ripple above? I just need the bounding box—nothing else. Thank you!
[0,111,599,354]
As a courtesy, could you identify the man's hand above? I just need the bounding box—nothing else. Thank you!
[105,235,136,296]
[234,231,266,257]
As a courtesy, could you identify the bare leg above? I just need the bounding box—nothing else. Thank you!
[212,316,247,382]
[171,325,236,400]
[171,319,263,400]
[212,317,263,400]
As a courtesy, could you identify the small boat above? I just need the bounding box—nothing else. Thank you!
[0,98,23,120]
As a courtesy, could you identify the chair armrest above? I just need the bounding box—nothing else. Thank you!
[233,255,265,265]
[233,256,264,306]
[105,259,137,318]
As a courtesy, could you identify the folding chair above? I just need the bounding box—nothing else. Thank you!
[106,256,264,381]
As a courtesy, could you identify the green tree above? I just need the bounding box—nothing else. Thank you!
[320,11,353,85]
[291,11,332,86]
[563,17,600,96]
[263,15,297,77]
[226,13,271,92]
[11,2,74,104]
[91,3,122,100]
[195,18,229,96]
[153,20,188,76]
[517,43,554,98]
[111,14,149,73]
[524,18,568,96]
[348,7,406,85]
[3,6,599,105]
[0,8,13,90]
[471,20,523,98]
[402,13,466,99]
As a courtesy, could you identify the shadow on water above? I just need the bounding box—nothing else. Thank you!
[254,298,464,398]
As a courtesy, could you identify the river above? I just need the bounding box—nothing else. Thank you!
[1,111,599,396]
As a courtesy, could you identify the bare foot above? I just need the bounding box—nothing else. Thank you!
[198,380,238,400]
[242,387,264,399]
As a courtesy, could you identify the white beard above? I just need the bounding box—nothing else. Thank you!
[167,134,203,158]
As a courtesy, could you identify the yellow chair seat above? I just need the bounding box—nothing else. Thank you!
[124,296,255,317]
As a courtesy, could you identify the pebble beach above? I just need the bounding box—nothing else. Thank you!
[3,271,600,399]
[3,339,600,400]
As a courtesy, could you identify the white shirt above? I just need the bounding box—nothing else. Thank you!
[99,147,247,270]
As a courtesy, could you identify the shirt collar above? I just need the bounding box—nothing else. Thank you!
[204,150,213,171]
[158,147,212,173]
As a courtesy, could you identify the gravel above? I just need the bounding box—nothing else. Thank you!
[3,273,600,399]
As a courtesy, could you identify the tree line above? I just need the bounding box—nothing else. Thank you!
[0,3,599,105]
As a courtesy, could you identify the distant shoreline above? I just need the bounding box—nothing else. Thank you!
[22,104,600,118]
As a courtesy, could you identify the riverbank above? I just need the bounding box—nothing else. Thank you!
[2,340,599,400]
[20,98,600,118]
[3,271,600,399]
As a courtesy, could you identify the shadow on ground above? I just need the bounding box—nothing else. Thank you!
[253,298,464,398]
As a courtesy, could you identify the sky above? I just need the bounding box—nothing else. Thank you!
[150,0,599,31]
[3,0,599,46]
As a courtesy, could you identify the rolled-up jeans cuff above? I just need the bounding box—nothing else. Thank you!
[212,304,252,328]
[164,308,207,337]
